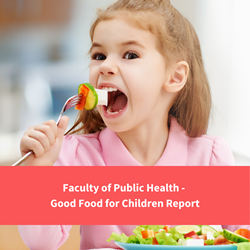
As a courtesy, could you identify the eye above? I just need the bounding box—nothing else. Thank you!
[124,51,139,60]
[92,53,106,60]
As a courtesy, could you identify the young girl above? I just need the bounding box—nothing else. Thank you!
[18,0,242,249]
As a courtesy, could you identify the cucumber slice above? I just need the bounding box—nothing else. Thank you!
[223,229,249,243]
[175,225,201,235]
[83,83,98,110]
[201,225,216,235]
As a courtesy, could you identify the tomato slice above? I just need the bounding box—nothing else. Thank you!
[184,231,200,239]
[198,234,207,240]
[214,235,231,245]
[152,237,159,245]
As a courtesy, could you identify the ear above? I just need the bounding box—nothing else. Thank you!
[163,61,189,93]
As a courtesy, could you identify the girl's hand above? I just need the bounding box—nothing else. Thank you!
[20,116,69,166]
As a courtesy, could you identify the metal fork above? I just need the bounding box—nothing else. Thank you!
[12,94,83,166]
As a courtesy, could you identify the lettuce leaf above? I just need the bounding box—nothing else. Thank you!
[205,239,214,245]
[107,225,181,245]
[139,225,164,232]
[126,233,154,244]
[213,231,224,238]
[138,237,154,245]
[168,227,185,241]
[234,242,250,250]
[106,232,128,243]
[155,231,178,245]
[133,226,144,239]
[126,235,140,244]
[107,228,155,245]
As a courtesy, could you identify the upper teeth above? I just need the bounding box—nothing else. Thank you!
[102,87,117,92]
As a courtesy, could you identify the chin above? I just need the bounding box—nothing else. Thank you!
[104,122,131,133]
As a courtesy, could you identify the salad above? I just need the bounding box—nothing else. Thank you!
[107,225,250,248]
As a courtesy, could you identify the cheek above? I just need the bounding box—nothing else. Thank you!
[129,87,152,110]
[129,78,164,112]
[89,66,99,87]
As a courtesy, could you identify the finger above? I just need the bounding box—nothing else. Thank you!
[57,116,69,141]
[33,122,57,146]
[20,135,46,157]
[43,120,58,137]
[26,129,51,154]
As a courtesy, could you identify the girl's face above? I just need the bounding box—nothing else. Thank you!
[89,18,172,132]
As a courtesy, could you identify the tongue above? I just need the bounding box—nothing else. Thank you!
[111,94,127,112]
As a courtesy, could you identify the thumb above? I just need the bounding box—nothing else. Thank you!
[57,116,69,140]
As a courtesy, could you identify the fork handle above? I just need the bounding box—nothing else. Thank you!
[12,151,34,166]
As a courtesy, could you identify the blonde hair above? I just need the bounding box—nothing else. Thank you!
[67,0,211,137]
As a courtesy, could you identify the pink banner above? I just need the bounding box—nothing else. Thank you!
[0,166,249,225]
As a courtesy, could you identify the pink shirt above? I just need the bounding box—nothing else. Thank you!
[54,118,235,166]
[18,118,239,250]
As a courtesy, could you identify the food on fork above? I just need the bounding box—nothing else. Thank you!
[75,84,90,110]
[75,83,108,110]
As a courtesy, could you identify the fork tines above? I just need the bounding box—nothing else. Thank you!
[65,94,83,110]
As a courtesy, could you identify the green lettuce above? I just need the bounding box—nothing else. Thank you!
[107,225,184,245]
[132,226,144,239]
[155,230,178,245]
[234,242,250,250]
[168,227,185,241]
[213,231,224,238]
[107,227,155,244]
[204,239,214,245]
[106,232,128,243]
[139,237,154,245]
[139,225,164,232]
[126,235,140,244]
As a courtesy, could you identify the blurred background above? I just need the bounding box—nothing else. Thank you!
[0,0,250,166]
[0,0,250,249]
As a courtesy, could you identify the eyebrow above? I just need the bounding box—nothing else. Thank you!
[121,40,145,48]
[90,42,101,52]
[91,42,101,49]
[90,40,145,51]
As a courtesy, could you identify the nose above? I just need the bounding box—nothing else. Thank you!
[99,58,118,75]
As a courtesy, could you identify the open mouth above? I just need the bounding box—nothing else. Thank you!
[102,87,128,114]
